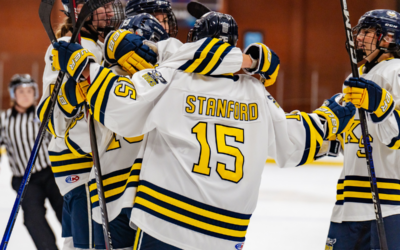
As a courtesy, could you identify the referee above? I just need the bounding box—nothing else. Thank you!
[0,74,63,250]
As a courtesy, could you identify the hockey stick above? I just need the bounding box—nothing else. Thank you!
[0,1,112,249]
[339,1,388,249]
[68,0,114,249]
[88,113,113,250]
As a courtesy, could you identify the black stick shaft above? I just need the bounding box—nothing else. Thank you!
[88,112,113,250]
[339,1,388,249]
[69,0,113,248]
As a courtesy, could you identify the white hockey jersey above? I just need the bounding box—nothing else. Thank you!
[331,58,400,223]
[85,46,326,249]
[74,37,243,223]
[38,36,103,195]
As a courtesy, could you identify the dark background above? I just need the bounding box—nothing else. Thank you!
[0,0,397,112]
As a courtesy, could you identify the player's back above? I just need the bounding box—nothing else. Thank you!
[131,69,272,250]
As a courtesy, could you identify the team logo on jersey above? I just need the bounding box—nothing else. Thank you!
[235,243,244,250]
[267,95,280,108]
[387,11,397,18]
[142,70,167,87]
[325,237,336,250]
[65,175,80,183]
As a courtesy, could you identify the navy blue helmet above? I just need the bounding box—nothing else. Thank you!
[125,0,177,37]
[353,9,400,59]
[119,13,169,42]
[187,11,238,47]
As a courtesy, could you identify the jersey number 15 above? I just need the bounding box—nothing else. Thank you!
[192,122,244,183]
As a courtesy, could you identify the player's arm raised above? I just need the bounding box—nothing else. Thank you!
[268,93,356,167]
[51,39,160,137]
[344,76,400,149]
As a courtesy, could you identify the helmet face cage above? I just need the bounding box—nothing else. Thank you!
[91,0,126,39]
[146,8,178,38]
[9,74,39,100]
[125,0,178,37]
[353,10,400,61]
[352,24,381,61]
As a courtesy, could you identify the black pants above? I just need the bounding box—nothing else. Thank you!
[12,167,63,250]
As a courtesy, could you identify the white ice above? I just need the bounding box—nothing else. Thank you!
[0,154,343,250]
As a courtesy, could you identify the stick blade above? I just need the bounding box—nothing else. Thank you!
[38,0,56,43]
[187,1,211,19]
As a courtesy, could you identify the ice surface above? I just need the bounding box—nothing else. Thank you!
[0,155,342,250]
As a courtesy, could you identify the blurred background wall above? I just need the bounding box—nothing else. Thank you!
[0,0,398,112]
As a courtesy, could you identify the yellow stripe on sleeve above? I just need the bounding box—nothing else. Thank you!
[93,73,115,122]
[184,39,220,73]
[301,112,323,164]
[39,97,56,136]
[199,43,230,75]
[87,68,111,102]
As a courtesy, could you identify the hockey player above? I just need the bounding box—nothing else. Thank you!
[322,9,400,249]
[37,0,125,249]
[51,12,356,249]
[125,0,178,38]
[84,12,260,249]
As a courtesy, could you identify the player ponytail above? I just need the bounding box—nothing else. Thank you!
[56,17,73,39]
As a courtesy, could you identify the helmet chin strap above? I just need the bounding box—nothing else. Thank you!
[364,48,386,73]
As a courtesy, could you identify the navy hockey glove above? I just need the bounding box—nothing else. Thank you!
[57,77,89,118]
[104,29,157,75]
[52,41,96,82]
[313,94,356,140]
[343,77,394,123]
[243,43,280,87]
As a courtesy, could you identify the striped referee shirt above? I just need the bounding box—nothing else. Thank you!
[0,106,51,177]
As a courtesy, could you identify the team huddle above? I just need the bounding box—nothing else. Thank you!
[34,0,400,249]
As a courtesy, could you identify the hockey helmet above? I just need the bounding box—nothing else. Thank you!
[8,74,39,100]
[119,14,169,42]
[353,9,400,59]
[187,11,238,47]
[125,0,178,37]
[61,0,125,39]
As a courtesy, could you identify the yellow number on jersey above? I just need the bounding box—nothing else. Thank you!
[107,133,121,152]
[107,133,144,152]
[215,125,244,183]
[192,122,245,183]
[192,122,211,176]
[114,81,136,100]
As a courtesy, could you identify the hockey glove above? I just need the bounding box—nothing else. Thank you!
[52,41,96,82]
[343,77,394,123]
[104,29,157,75]
[315,138,342,160]
[57,78,89,118]
[313,93,356,140]
[243,43,280,87]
